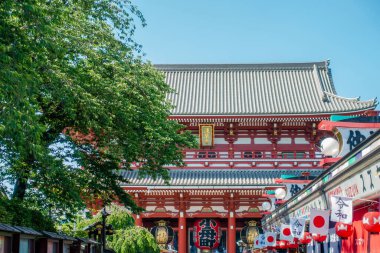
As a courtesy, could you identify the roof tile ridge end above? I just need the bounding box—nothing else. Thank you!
[325,92,377,104]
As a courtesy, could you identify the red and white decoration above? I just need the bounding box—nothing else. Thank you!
[278,240,289,249]
[299,232,312,245]
[312,233,327,243]
[335,222,354,238]
[290,217,306,239]
[310,209,330,235]
[331,196,352,224]
[280,224,293,241]
[254,236,261,249]
[265,232,276,247]
[288,238,298,249]
[362,210,380,233]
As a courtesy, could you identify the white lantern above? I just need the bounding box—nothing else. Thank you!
[275,188,286,199]
[261,201,272,211]
[320,137,340,157]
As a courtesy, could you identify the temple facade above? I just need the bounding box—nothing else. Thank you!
[120,61,377,253]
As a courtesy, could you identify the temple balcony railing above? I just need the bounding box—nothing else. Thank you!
[183,150,323,159]
[130,150,326,169]
[177,150,325,169]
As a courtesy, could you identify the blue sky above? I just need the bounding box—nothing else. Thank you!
[134,0,379,104]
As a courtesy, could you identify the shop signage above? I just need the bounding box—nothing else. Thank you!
[326,160,380,204]
[289,194,326,219]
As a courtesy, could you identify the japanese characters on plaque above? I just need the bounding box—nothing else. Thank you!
[290,217,306,238]
[199,124,214,147]
[330,196,353,224]
[337,127,377,156]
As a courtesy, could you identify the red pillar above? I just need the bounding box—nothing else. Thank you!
[228,211,236,253]
[133,214,143,226]
[178,211,187,253]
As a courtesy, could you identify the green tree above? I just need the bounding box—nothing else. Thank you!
[62,205,160,253]
[0,0,195,221]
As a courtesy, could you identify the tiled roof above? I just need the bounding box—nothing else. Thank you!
[120,169,323,187]
[13,226,42,236]
[0,223,20,233]
[42,231,76,241]
[156,61,377,115]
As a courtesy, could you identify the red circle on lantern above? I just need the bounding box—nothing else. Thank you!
[267,236,274,243]
[362,211,380,233]
[299,232,312,244]
[312,233,327,243]
[283,227,291,236]
[193,219,221,250]
[335,222,354,238]
[313,215,325,228]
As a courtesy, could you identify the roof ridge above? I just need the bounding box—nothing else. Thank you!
[155,61,327,71]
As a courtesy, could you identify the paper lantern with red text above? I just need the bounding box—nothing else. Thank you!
[362,211,380,233]
[312,233,327,243]
[193,219,221,250]
[335,222,354,238]
[299,232,312,245]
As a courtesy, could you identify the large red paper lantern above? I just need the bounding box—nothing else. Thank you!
[299,232,312,245]
[362,211,380,233]
[193,219,221,250]
[312,233,327,243]
[335,222,354,238]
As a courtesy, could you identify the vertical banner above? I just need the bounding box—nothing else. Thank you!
[330,196,352,224]
[259,234,266,248]
[265,232,277,247]
[310,209,330,235]
[199,124,214,147]
[254,236,261,249]
[290,217,306,238]
[280,224,293,241]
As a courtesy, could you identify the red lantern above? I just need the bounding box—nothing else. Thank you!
[312,233,327,243]
[288,238,298,249]
[335,222,354,238]
[299,232,312,244]
[193,219,221,250]
[362,211,380,233]
[278,240,289,249]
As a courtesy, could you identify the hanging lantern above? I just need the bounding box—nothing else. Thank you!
[240,221,263,247]
[299,232,312,245]
[335,222,354,238]
[193,219,221,251]
[275,188,287,199]
[312,233,327,243]
[150,220,174,249]
[278,240,289,249]
[362,210,380,233]
[288,238,298,249]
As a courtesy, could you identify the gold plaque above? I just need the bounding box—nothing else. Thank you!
[199,124,214,147]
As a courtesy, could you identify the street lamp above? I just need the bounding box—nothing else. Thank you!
[101,207,110,253]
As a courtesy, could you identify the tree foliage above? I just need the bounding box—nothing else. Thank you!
[0,0,195,220]
[62,205,159,253]
[0,197,56,231]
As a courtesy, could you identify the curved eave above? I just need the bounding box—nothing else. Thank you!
[168,107,376,119]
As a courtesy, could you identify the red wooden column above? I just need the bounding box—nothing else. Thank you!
[228,193,236,253]
[178,211,187,253]
[133,214,143,226]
